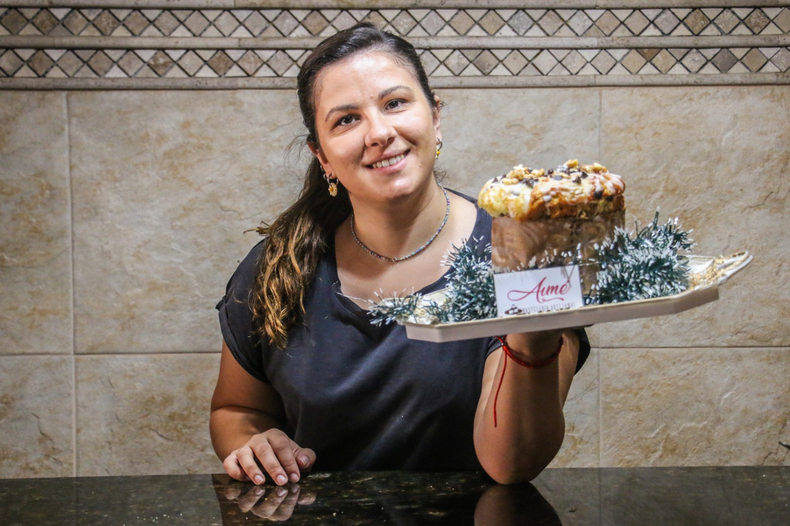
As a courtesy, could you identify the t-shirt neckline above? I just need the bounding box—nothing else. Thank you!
[325,192,488,320]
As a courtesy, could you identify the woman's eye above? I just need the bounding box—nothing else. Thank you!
[335,115,356,127]
[385,99,405,110]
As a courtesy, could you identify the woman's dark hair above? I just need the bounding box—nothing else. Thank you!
[251,23,438,348]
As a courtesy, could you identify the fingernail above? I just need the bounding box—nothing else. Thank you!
[277,486,287,497]
[254,475,264,485]
[299,455,309,466]
[276,474,287,485]
[289,472,299,483]
[254,486,264,496]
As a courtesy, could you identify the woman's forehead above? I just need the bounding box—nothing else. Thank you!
[313,51,420,108]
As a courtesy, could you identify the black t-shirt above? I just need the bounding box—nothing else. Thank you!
[217,201,590,471]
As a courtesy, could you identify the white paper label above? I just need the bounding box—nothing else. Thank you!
[494,265,584,316]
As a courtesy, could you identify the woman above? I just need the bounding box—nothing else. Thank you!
[211,23,590,486]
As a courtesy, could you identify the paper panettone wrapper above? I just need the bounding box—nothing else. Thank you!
[491,210,625,297]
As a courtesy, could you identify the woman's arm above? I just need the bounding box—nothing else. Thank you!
[210,340,315,485]
[473,330,580,483]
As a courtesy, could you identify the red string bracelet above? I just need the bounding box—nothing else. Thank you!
[492,335,563,427]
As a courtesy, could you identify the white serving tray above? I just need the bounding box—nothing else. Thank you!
[402,252,752,343]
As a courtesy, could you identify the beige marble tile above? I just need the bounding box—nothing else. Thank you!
[600,86,790,347]
[600,347,790,467]
[549,348,600,468]
[0,356,74,478]
[76,353,223,476]
[68,91,305,353]
[584,324,600,349]
[437,88,601,198]
[0,92,72,355]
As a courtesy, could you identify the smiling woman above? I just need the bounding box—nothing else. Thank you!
[210,23,591,487]
[311,52,441,205]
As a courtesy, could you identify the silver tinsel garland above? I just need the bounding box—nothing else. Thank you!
[590,211,694,304]
[368,211,693,325]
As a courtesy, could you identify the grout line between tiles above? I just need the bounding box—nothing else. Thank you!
[0,350,225,357]
[597,87,602,178]
[598,347,603,468]
[66,91,77,478]
[73,351,224,357]
[597,89,603,469]
[587,345,790,349]
[0,346,787,358]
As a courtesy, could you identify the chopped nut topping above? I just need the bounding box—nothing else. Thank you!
[480,159,625,221]
[581,162,608,173]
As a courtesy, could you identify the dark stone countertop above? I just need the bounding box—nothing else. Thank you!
[1,467,788,525]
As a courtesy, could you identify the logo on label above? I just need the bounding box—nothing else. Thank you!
[494,265,583,316]
[507,271,574,303]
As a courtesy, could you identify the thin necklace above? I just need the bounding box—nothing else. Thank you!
[350,186,451,263]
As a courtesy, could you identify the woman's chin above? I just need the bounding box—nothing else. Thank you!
[376,178,434,204]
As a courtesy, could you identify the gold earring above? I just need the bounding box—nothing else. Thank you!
[322,168,338,197]
[436,139,443,159]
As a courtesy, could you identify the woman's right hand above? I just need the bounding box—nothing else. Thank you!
[223,429,316,486]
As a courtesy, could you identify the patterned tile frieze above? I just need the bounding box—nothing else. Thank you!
[3,6,790,39]
[3,45,787,80]
[2,4,790,87]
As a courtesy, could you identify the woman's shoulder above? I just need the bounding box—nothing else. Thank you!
[220,238,267,305]
[447,188,492,243]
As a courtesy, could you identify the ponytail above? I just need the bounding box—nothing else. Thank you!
[250,159,351,348]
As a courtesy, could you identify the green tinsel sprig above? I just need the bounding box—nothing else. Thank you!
[368,239,496,325]
[591,211,694,304]
[436,240,497,323]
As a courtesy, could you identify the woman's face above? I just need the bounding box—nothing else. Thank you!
[310,51,441,205]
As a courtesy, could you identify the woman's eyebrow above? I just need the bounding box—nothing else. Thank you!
[325,103,358,122]
[378,85,414,99]
[324,85,415,122]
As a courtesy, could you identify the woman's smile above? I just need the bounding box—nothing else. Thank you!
[367,150,409,170]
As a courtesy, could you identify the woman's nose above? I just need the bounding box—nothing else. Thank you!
[364,112,396,148]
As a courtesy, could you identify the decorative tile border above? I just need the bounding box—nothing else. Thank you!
[2,6,789,39]
[1,4,789,88]
[3,46,788,79]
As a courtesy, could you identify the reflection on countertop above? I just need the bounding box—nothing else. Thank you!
[1,467,788,525]
[215,471,559,524]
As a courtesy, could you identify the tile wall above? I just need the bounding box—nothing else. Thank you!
[1,0,788,478]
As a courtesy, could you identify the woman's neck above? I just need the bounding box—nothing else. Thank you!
[347,183,447,261]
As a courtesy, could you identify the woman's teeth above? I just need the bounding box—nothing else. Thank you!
[371,153,405,169]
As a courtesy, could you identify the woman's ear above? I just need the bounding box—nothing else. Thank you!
[308,143,330,173]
